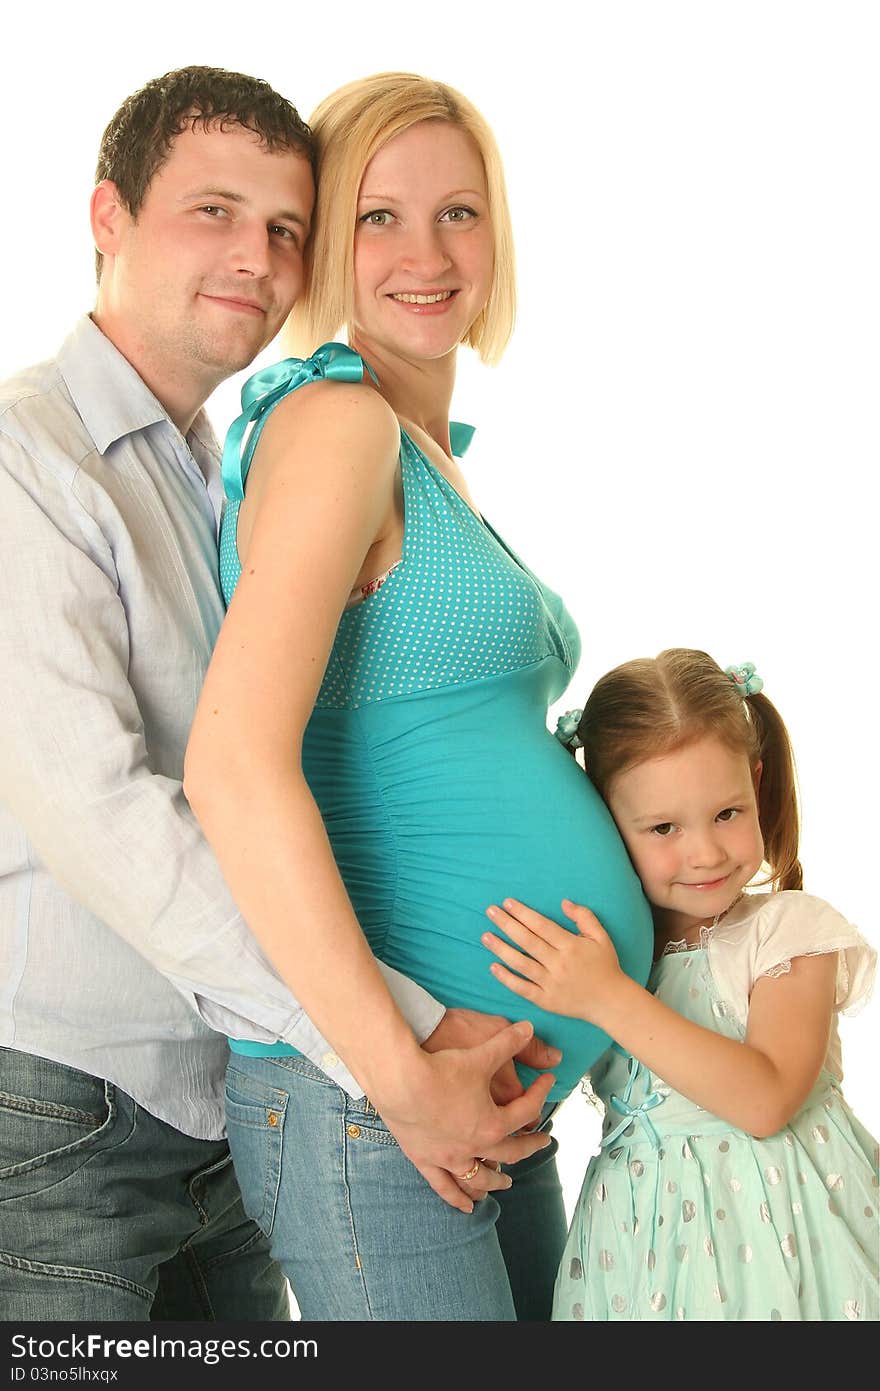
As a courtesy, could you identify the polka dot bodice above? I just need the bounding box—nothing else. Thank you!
[220,344,655,1101]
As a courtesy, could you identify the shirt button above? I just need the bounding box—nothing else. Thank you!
[347,1124,361,1139]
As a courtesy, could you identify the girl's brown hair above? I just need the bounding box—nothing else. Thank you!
[576,648,803,892]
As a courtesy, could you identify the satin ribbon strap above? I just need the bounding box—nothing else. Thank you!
[221,342,377,501]
[449,420,476,457]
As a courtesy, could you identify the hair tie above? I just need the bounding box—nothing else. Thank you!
[554,709,584,749]
[725,662,764,697]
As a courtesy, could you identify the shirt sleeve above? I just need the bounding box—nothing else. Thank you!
[0,436,444,1098]
[751,892,876,1015]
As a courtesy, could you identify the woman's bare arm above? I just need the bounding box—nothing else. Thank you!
[185,385,554,1208]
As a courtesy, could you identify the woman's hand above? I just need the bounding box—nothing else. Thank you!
[482,897,626,1026]
[422,1005,562,1105]
[374,1020,557,1211]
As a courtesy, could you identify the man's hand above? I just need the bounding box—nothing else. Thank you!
[423,1006,562,1104]
[373,1020,558,1214]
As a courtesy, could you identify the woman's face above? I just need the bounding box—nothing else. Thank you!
[351,120,494,363]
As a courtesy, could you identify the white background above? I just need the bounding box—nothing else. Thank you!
[3,0,877,1228]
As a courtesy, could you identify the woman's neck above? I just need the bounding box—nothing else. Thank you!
[349,334,457,458]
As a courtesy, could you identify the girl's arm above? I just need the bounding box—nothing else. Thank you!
[185,384,553,1211]
[483,898,837,1137]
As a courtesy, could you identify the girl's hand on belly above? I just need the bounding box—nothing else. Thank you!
[482,897,627,1028]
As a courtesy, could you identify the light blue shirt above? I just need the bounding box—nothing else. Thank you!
[0,316,443,1139]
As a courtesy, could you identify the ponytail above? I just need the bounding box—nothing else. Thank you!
[747,692,803,892]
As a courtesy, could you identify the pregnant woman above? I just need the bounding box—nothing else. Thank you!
[185,71,653,1320]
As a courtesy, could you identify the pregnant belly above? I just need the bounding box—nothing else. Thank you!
[306,669,654,1100]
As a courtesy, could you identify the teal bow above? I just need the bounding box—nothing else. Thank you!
[601,1055,664,1151]
[221,342,375,501]
[221,341,476,499]
[724,662,764,697]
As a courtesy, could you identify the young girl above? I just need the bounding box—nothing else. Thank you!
[483,648,878,1321]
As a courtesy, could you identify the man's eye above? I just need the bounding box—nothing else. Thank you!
[200,205,226,217]
[270,225,298,243]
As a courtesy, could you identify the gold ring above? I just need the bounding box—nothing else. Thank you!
[459,1161,480,1181]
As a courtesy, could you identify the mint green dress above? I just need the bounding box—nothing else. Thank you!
[553,892,879,1321]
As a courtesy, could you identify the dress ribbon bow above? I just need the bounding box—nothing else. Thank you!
[221,341,476,499]
[600,1054,664,1151]
[221,342,375,501]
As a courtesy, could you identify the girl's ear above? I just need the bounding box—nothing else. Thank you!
[752,759,763,795]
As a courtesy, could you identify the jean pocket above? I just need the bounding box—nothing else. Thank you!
[224,1067,287,1237]
[0,1068,117,1188]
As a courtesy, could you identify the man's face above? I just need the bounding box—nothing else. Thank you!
[96,122,314,392]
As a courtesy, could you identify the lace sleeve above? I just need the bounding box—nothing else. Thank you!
[752,895,875,1013]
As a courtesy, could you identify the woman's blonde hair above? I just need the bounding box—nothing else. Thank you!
[575,649,803,893]
[285,71,516,364]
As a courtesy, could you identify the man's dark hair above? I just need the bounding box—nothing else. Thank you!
[94,65,313,278]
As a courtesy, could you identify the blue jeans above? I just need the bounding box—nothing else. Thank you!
[0,1047,290,1320]
[225,1052,567,1321]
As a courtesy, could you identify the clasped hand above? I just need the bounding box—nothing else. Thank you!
[377,1008,561,1213]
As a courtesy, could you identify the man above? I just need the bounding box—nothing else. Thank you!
[0,66,556,1321]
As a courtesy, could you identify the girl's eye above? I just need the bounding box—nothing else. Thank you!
[441,206,476,223]
[359,210,393,226]
[716,807,739,823]
[651,822,675,837]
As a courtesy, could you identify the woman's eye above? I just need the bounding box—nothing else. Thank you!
[716,807,739,823]
[442,206,476,223]
[360,210,393,226]
[651,822,675,837]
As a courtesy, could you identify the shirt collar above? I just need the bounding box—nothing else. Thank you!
[57,314,217,458]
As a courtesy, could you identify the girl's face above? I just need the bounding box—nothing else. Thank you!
[351,120,494,364]
[607,735,765,938]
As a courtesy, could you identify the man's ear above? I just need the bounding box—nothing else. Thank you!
[90,180,128,260]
